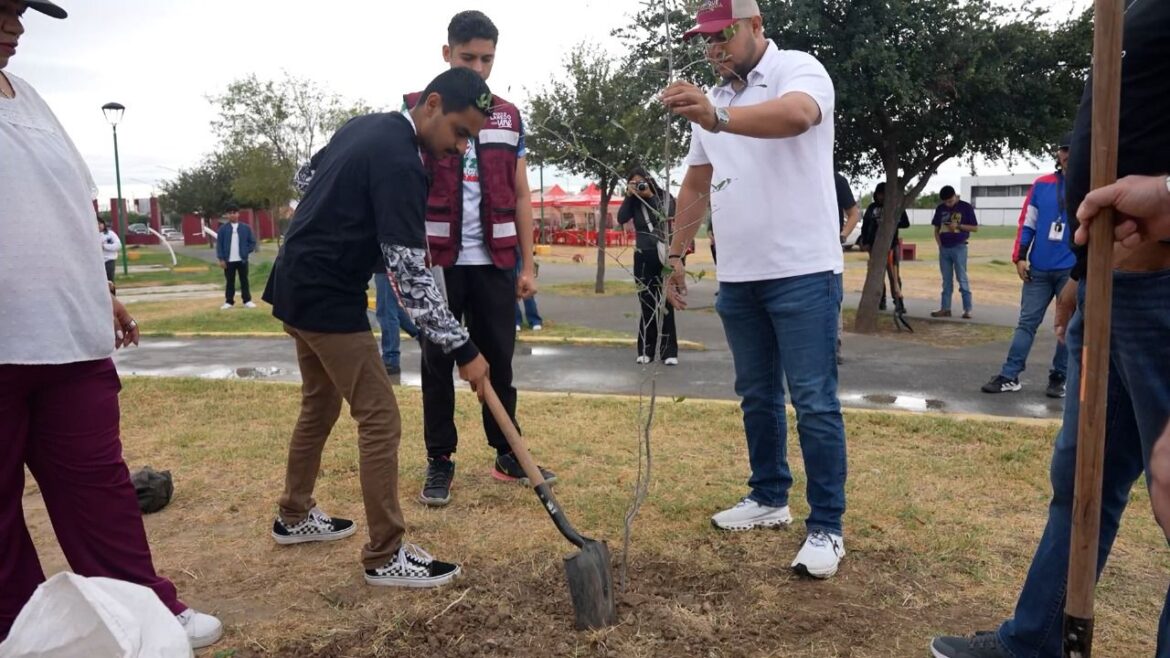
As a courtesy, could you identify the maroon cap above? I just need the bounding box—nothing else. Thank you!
[682,0,760,40]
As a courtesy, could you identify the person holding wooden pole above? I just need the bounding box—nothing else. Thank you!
[930,0,1170,655]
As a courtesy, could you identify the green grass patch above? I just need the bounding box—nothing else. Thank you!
[543,279,640,297]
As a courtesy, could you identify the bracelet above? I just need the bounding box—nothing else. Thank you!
[668,254,683,260]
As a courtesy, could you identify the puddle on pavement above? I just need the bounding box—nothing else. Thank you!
[135,341,192,350]
[233,367,287,379]
[860,393,946,412]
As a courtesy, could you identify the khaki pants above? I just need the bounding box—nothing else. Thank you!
[278,325,405,569]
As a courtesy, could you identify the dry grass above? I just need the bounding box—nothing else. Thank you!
[842,249,1025,309]
[21,379,1167,657]
[840,308,1014,348]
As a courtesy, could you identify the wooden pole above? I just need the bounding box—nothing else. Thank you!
[1063,1,1123,655]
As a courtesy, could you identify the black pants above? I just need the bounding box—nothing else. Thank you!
[225,261,251,304]
[104,260,115,283]
[421,265,518,459]
[634,250,678,361]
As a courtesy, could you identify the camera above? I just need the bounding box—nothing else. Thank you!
[635,182,650,192]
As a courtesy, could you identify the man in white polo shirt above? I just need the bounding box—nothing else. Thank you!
[662,0,848,578]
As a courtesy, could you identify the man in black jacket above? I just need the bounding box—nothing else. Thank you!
[263,68,492,589]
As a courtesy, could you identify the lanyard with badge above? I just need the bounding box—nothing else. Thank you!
[1049,176,1067,242]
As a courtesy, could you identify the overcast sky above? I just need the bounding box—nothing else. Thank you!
[9,0,1088,202]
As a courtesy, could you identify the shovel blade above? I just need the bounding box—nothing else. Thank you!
[563,540,617,630]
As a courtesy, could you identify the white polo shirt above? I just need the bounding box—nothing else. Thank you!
[684,40,843,282]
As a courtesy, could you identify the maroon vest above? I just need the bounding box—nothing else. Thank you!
[403,92,521,269]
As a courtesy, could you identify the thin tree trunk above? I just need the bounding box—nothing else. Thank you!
[595,177,610,294]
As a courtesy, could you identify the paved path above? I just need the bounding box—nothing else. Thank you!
[113,267,1068,421]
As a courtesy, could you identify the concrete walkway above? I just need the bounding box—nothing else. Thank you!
[113,262,1068,421]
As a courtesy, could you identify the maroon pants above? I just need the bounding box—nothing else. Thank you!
[0,359,184,640]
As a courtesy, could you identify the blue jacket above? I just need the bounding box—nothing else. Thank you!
[1012,171,1075,272]
[216,222,256,264]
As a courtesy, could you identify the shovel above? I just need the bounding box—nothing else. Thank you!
[481,381,617,630]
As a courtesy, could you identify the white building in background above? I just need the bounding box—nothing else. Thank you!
[908,172,1046,227]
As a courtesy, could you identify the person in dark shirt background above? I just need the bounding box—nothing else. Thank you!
[262,67,493,589]
[930,185,979,319]
[858,182,910,313]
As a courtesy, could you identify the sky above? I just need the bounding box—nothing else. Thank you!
[9,0,1089,203]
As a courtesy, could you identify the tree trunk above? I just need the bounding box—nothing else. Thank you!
[854,164,904,334]
[595,178,610,294]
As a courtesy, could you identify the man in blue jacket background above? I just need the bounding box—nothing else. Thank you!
[981,135,1075,397]
[216,202,257,309]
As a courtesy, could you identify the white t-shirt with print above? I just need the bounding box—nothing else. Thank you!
[0,72,112,364]
[456,140,492,265]
[229,223,242,262]
[684,41,843,282]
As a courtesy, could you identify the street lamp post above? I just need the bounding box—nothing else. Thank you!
[102,102,128,275]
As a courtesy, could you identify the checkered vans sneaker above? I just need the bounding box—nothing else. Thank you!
[365,542,461,588]
[271,507,357,545]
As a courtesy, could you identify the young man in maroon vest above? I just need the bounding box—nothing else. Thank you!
[407,11,555,506]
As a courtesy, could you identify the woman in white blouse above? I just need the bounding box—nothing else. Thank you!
[0,0,221,649]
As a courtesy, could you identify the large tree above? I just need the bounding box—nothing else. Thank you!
[527,46,675,293]
[209,73,374,221]
[616,0,1091,331]
[765,0,1091,331]
[158,153,236,217]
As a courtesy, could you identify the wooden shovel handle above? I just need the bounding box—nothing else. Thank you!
[482,382,546,488]
[1065,1,1123,655]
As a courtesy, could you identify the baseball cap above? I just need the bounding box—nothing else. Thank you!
[682,0,760,40]
[1058,132,1072,149]
[26,1,67,19]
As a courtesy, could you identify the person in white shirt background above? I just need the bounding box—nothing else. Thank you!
[215,202,257,309]
[97,218,120,283]
[0,0,222,648]
[662,0,849,579]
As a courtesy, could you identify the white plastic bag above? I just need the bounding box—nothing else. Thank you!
[0,572,192,658]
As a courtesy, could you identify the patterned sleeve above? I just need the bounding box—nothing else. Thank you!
[379,243,479,364]
[292,161,314,195]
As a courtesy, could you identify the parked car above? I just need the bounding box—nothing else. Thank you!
[127,223,151,236]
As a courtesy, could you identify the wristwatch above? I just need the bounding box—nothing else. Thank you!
[709,106,730,133]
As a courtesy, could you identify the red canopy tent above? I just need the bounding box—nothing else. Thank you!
[554,182,623,208]
[531,184,568,208]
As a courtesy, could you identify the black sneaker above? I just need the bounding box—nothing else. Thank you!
[364,542,461,588]
[384,363,402,376]
[894,298,907,314]
[492,452,557,486]
[981,375,1021,394]
[930,631,1007,657]
[271,507,356,545]
[879,297,888,311]
[419,457,454,507]
[1045,373,1066,399]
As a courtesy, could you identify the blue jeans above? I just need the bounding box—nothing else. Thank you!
[1000,269,1071,380]
[939,244,972,312]
[515,297,543,328]
[716,271,848,535]
[374,274,418,368]
[997,269,1170,658]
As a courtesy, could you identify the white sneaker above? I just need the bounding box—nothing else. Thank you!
[243,301,257,308]
[635,355,651,365]
[516,324,522,332]
[710,498,793,531]
[664,357,678,366]
[365,542,461,588]
[791,530,845,579]
[220,303,233,310]
[176,608,223,649]
[532,324,543,331]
